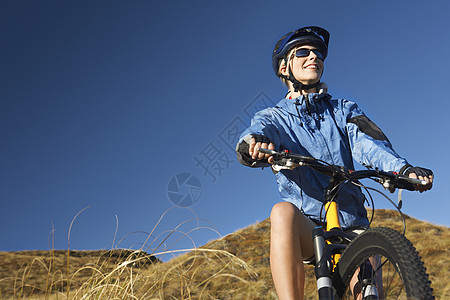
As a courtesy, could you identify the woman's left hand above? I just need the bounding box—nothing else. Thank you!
[406,167,434,192]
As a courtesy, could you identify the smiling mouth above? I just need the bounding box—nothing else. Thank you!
[305,64,319,70]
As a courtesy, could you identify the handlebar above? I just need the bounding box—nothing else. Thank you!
[258,148,427,191]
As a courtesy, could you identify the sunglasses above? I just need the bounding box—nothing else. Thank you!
[294,48,324,60]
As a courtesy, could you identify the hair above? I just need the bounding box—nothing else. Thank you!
[277,47,297,88]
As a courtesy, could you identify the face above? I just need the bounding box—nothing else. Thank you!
[281,45,324,86]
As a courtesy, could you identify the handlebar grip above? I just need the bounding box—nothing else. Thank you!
[258,148,278,155]
[258,148,317,163]
[404,177,428,186]
[396,176,428,191]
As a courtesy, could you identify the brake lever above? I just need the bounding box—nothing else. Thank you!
[271,157,303,170]
[384,175,427,194]
[258,148,304,170]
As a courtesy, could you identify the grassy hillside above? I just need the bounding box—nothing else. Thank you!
[0,249,159,299]
[1,209,449,299]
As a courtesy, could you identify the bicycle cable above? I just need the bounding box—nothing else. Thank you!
[351,181,407,235]
[318,178,375,228]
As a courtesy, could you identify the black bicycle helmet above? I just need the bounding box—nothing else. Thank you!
[272,26,330,77]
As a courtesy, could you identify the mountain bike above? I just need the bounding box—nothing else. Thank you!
[258,148,434,300]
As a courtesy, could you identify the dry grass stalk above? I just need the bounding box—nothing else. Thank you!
[0,208,448,299]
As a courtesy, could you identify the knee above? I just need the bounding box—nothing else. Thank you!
[270,201,299,226]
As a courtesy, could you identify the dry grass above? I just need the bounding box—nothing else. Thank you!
[0,249,158,299]
[0,209,449,299]
[369,209,450,299]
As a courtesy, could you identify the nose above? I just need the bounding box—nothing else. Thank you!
[308,51,325,64]
[309,50,319,60]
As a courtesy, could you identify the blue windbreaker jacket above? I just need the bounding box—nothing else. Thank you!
[236,93,409,229]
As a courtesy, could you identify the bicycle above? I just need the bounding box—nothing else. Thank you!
[258,148,434,300]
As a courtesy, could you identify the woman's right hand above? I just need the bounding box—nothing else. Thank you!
[249,137,276,164]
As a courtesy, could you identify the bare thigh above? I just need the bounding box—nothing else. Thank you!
[270,201,317,260]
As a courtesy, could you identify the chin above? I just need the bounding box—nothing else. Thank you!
[303,78,321,84]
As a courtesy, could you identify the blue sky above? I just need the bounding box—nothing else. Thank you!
[1,1,449,259]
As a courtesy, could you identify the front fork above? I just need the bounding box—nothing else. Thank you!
[313,227,334,299]
[313,201,344,300]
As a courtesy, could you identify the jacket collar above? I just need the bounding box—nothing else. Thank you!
[276,93,331,115]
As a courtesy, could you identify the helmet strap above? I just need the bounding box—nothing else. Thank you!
[279,55,322,93]
[287,68,321,92]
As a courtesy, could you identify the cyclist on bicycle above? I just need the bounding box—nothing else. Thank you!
[235,26,433,300]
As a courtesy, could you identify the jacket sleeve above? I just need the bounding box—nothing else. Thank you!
[344,100,409,173]
[235,108,282,168]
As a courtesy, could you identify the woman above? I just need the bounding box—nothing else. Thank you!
[236,26,433,300]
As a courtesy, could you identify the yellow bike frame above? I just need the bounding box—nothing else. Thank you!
[324,201,341,270]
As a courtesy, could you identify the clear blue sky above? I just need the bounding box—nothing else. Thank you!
[1,1,449,259]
